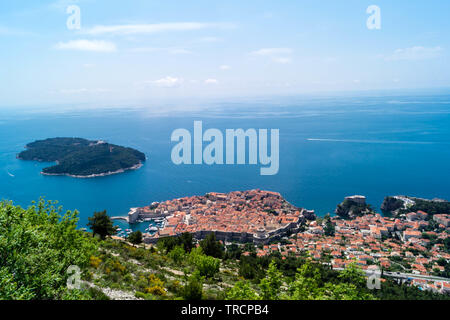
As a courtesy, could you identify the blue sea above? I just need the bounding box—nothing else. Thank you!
[1,92,450,231]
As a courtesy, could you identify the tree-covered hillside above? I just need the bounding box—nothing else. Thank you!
[0,199,99,299]
[400,198,450,217]
[18,137,146,177]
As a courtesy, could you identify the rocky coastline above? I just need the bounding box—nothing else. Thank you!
[41,162,143,178]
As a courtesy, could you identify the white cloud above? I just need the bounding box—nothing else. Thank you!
[82,22,234,36]
[251,48,293,64]
[198,36,222,43]
[55,40,117,52]
[251,48,293,56]
[272,57,292,64]
[385,46,443,61]
[151,76,184,88]
[205,79,219,85]
[219,65,231,70]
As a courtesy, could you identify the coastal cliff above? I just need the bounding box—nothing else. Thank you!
[335,195,375,219]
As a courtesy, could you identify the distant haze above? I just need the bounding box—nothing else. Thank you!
[0,0,450,107]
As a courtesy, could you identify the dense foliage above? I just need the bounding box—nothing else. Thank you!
[0,199,97,299]
[336,199,374,219]
[157,232,195,254]
[226,261,375,300]
[18,137,145,176]
[232,252,450,300]
[323,214,335,236]
[127,231,143,245]
[380,196,405,213]
[398,198,450,217]
[87,210,118,240]
[200,233,224,258]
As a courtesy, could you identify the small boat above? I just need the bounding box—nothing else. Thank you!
[148,226,158,232]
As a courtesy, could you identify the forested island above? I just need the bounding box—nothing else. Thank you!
[17,137,146,178]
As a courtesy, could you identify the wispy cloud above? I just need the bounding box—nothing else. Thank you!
[272,57,292,64]
[385,46,443,61]
[205,79,219,85]
[251,48,293,64]
[251,48,293,56]
[219,65,231,70]
[55,40,117,52]
[82,22,234,36]
[197,36,222,43]
[148,76,184,88]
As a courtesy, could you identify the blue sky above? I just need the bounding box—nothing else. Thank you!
[1,0,449,107]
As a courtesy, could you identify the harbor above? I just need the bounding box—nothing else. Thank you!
[112,214,167,238]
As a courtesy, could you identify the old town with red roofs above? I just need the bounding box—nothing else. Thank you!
[125,189,450,294]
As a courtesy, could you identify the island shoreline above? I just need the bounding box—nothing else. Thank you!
[18,137,146,178]
[41,162,144,179]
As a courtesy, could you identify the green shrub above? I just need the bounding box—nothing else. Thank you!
[0,199,97,300]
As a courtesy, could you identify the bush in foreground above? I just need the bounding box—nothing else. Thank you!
[0,199,97,299]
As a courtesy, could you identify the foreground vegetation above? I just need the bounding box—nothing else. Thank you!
[1,200,449,300]
[0,199,98,299]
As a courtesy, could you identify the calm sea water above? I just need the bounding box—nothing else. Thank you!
[1,93,450,231]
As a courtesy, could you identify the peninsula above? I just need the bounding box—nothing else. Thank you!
[18,137,146,178]
[128,189,316,244]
